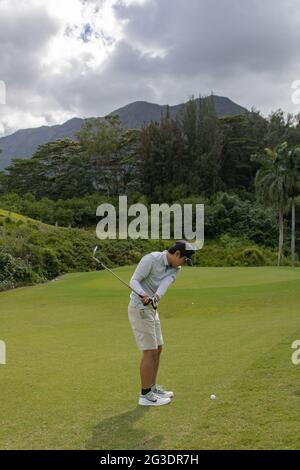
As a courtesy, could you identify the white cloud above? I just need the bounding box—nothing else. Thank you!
[0,0,127,134]
[41,0,125,73]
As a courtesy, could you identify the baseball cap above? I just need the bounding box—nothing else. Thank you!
[168,240,196,266]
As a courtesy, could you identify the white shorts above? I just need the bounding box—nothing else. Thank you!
[128,303,164,351]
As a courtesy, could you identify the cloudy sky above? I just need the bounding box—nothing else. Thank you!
[0,0,300,137]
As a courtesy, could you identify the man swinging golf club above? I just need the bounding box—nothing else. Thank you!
[128,240,195,406]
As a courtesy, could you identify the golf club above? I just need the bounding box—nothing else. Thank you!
[92,246,158,309]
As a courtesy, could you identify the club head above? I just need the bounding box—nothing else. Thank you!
[93,246,99,257]
[92,246,103,267]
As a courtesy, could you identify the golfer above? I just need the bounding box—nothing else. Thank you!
[128,240,195,406]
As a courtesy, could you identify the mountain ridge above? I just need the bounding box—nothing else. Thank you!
[0,95,248,170]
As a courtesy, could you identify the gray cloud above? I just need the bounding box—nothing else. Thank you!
[65,0,300,114]
[114,0,300,74]
[1,0,300,137]
[102,0,300,114]
[0,5,59,48]
[0,4,60,86]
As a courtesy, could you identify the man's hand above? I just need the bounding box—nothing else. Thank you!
[141,294,151,305]
[150,294,160,310]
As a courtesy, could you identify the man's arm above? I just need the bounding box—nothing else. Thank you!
[155,267,181,300]
[129,254,153,302]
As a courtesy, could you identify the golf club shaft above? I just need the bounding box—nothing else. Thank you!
[92,255,144,299]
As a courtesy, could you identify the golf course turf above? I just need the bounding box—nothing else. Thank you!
[1,266,300,450]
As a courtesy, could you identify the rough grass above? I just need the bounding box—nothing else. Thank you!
[0,208,45,226]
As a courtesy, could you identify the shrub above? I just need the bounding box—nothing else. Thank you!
[42,248,60,277]
[0,250,38,286]
[239,247,266,266]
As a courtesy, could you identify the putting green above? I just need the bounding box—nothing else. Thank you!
[1,266,300,450]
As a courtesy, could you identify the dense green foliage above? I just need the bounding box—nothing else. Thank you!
[1,97,299,202]
[0,190,297,250]
[0,209,295,291]
[0,211,165,291]
[252,142,300,266]
[1,95,300,290]
[0,116,140,199]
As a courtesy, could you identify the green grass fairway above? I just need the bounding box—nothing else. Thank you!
[1,266,300,450]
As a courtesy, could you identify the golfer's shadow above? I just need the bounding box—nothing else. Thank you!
[86,406,162,450]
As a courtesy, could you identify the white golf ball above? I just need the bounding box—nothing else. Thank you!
[210,394,216,400]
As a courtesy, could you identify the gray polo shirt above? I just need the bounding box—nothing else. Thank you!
[129,250,181,309]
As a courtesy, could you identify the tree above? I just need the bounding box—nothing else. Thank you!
[2,139,86,199]
[139,109,184,201]
[76,115,139,196]
[266,109,289,148]
[252,143,290,266]
[196,94,223,194]
[176,97,198,187]
[283,143,300,267]
[286,112,300,147]
[219,112,265,193]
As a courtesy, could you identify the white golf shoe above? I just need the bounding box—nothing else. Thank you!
[138,390,171,406]
[151,384,174,399]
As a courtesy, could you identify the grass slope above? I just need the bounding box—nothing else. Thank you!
[0,208,46,226]
[1,266,300,449]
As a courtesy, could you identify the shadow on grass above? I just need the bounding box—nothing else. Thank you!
[87,406,163,450]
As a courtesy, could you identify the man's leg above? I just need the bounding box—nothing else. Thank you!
[140,349,159,389]
[139,347,170,406]
[129,305,170,406]
[150,345,174,399]
[151,345,162,386]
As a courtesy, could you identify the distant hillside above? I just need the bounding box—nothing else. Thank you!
[0,95,247,170]
[110,95,247,129]
[0,117,84,171]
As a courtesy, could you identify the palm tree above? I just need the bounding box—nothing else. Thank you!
[284,144,300,267]
[252,143,289,266]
